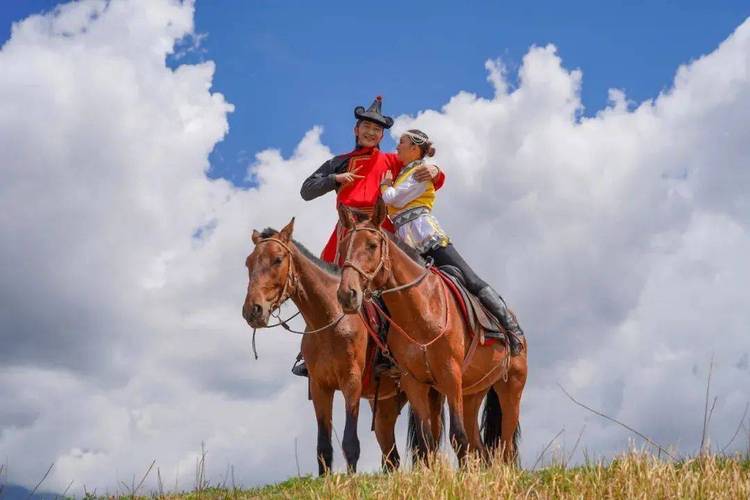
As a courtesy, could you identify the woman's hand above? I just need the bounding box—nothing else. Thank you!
[413,164,439,182]
[381,169,394,186]
[335,165,364,185]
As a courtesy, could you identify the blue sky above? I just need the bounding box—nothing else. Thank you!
[2,1,748,186]
[3,1,750,492]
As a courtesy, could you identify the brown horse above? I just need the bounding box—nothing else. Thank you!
[242,218,437,474]
[336,201,528,464]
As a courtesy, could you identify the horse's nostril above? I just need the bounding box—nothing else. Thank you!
[251,304,262,317]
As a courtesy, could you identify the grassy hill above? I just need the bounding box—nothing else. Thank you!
[163,452,749,499]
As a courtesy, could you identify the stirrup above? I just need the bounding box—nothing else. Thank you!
[374,360,400,379]
[291,357,309,377]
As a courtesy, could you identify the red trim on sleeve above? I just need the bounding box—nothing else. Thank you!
[433,169,446,190]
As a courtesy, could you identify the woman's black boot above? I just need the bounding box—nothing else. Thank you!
[477,286,524,356]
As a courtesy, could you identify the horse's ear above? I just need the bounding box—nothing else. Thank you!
[279,217,295,242]
[338,204,355,229]
[372,196,387,227]
[251,229,262,245]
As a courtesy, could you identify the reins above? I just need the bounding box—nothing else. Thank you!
[341,227,432,298]
[367,276,451,350]
[371,258,433,299]
[342,224,506,386]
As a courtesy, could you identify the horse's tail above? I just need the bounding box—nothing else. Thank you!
[406,405,422,462]
[481,387,502,452]
[481,387,521,461]
[429,387,446,447]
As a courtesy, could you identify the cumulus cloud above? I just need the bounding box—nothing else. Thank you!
[392,31,750,459]
[0,0,335,493]
[1,0,749,494]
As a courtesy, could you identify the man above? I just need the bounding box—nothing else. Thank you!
[291,96,445,376]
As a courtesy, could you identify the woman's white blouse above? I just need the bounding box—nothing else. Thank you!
[380,167,427,208]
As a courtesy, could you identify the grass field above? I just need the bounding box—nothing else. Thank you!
[158,452,750,499]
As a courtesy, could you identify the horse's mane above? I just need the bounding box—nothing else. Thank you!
[346,206,427,265]
[259,228,341,276]
[381,226,426,266]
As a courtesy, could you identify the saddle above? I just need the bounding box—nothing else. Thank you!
[359,299,394,391]
[436,265,505,346]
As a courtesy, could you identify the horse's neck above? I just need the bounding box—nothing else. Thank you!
[385,240,439,314]
[289,246,341,329]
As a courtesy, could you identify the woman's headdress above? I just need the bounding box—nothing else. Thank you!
[404,129,429,145]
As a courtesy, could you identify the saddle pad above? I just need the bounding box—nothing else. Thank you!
[361,333,378,392]
[434,267,505,341]
[360,300,386,392]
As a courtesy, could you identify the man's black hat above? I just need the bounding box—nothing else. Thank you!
[354,96,394,129]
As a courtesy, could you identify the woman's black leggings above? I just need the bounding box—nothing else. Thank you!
[424,243,489,295]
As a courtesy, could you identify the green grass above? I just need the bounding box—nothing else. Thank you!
[158,452,750,499]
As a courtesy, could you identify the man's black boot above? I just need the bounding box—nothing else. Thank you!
[291,353,309,377]
[477,286,524,356]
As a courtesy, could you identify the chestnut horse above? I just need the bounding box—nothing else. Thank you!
[242,218,440,474]
[336,201,528,464]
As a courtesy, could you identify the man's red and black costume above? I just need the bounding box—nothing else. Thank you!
[300,97,445,264]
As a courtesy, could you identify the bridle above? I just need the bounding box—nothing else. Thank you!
[341,224,433,299]
[341,226,391,294]
[253,237,298,313]
[247,237,345,359]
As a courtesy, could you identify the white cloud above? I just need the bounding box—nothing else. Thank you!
[392,20,750,463]
[0,0,749,494]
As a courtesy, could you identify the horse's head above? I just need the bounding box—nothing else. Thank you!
[242,218,297,328]
[337,198,391,313]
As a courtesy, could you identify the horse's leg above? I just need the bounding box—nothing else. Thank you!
[493,372,525,465]
[340,378,362,473]
[309,380,335,475]
[370,395,403,472]
[462,391,488,462]
[400,375,436,464]
[438,365,470,466]
[428,388,444,446]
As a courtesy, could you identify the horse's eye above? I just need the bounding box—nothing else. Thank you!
[273,256,283,266]
[367,242,378,251]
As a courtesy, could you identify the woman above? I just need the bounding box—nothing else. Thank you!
[380,129,524,355]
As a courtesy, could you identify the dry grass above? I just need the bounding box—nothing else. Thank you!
[155,451,749,499]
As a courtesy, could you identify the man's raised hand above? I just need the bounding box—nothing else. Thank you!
[380,169,394,187]
[413,164,439,183]
[335,165,365,185]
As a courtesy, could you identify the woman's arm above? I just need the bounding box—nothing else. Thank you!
[381,173,428,209]
[385,152,445,190]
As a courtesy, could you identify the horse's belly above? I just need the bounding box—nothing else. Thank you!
[461,343,509,395]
